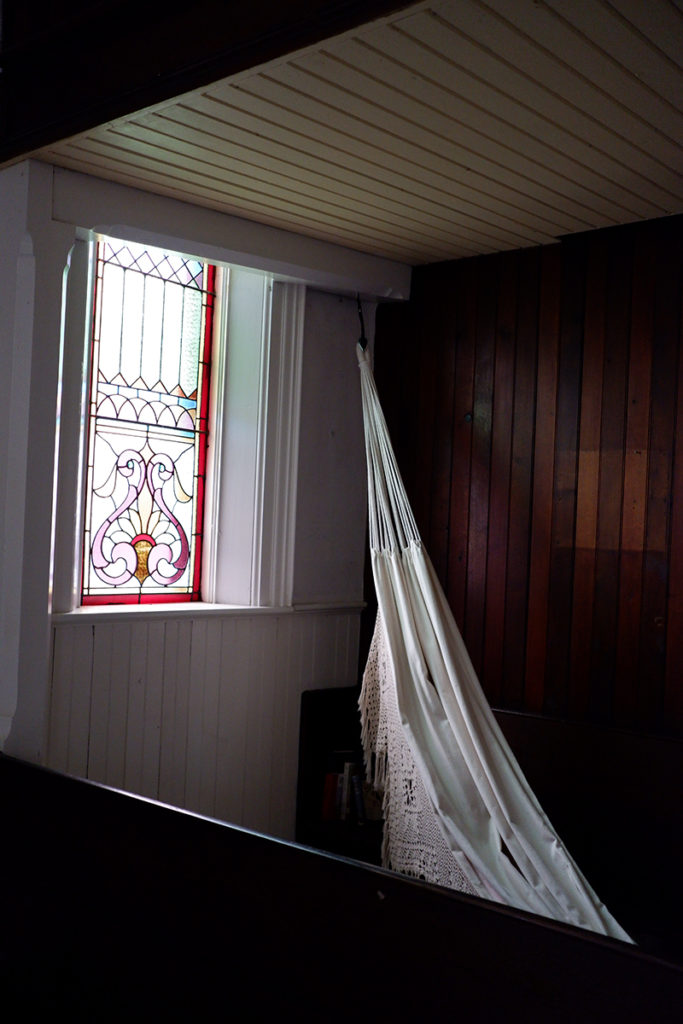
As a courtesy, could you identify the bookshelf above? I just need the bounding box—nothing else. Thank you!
[296,687,382,865]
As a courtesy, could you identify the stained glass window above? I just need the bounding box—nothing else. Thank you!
[81,238,215,604]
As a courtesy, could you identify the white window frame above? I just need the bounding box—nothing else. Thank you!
[51,231,305,615]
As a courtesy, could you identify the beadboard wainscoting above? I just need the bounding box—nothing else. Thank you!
[48,608,361,840]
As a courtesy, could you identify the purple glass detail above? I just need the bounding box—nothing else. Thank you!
[91,451,146,586]
[90,449,190,589]
[146,454,189,585]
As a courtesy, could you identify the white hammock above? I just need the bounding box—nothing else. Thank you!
[357,344,631,942]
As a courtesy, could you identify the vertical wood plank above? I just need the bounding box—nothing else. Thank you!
[665,269,683,734]
[330,612,348,687]
[639,226,681,732]
[185,617,207,811]
[503,247,539,707]
[105,621,132,788]
[88,624,113,783]
[525,245,561,711]
[428,265,457,581]
[47,625,73,772]
[340,611,360,685]
[158,618,191,808]
[266,614,291,838]
[66,623,94,778]
[313,613,334,685]
[589,233,632,723]
[215,616,248,827]
[447,258,476,629]
[124,619,148,795]
[466,256,497,677]
[141,619,165,799]
[543,240,585,717]
[157,618,177,805]
[614,226,655,729]
[483,252,517,703]
[569,235,607,719]
[242,616,275,834]
[175,619,193,805]
[199,618,222,817]
[268,614,300,839]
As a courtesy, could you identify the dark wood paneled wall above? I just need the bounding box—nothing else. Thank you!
[375,215,683,738]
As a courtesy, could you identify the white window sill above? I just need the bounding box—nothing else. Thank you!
[52,601,365,625]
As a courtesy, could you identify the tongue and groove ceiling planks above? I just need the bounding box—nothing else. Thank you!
[31,0,683,265]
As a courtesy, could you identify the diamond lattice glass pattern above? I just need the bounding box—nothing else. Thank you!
[82,239,215,603]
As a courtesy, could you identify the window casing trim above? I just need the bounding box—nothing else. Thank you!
[52,232,306,615]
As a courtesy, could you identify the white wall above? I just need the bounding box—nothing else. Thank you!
[293,290,373,605]
[47,284,374,840]
[1,160,407,839]
[0,162,75,755]
[48,608,359,838]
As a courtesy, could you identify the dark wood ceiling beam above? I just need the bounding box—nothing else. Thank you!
[0,0,415,164]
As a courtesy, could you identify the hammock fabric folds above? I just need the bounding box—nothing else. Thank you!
[357,345,631,942]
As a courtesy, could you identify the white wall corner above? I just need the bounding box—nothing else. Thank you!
[0,161,77,758]
[0,211,33,748]
[291,291,371,607]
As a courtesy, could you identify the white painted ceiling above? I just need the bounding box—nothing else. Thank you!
[34,0,683,265]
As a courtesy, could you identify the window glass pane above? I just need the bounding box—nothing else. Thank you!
[159,282,183,393]
[81,238,215,604]
[180,288,202,396]
[97,263,124,383]
[140,275,164,386]
[120,267,145,383]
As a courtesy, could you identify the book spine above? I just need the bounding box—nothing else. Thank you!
[351,773,366,822]
[321,772,339,821]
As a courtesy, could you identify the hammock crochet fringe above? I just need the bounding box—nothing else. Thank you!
[356,344,632,942]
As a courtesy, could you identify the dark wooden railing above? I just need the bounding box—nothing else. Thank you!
[296,685,682,965]
[495,708,683,965]
[2,752,681,1020]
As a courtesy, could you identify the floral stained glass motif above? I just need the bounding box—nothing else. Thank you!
[81,239,215,603]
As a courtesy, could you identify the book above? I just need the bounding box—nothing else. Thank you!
[362,781,383,822]
[321,772,340,821]
[351,773,366,822]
